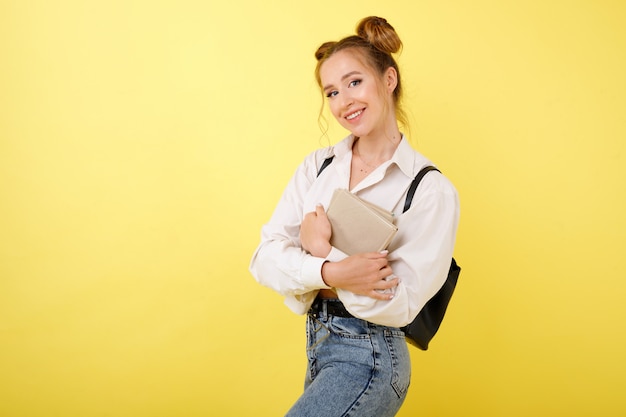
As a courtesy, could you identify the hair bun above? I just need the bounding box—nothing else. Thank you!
[356,16,402,54]
[315,41,337,61]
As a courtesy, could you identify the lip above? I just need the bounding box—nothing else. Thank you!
[344,108,365,121]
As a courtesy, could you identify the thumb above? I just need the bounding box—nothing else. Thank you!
[315,203,327,217]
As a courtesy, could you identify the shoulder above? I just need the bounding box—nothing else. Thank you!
[298,135,353,178]
[408,151,458,198]
[296,147,335,180]
[418,168,458,198]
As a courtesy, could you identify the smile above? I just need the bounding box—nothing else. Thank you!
[346,109,363,120]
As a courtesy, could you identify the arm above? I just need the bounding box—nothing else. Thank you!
[300,204,399,300]
[250,153,344,296]
[337,173,460,327]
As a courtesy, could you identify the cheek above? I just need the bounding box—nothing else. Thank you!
[328,101,343,120]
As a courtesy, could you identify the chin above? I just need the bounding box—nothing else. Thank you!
[340,123,366,137]
[348,129,372,139]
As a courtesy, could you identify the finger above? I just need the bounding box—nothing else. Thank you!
[368,250,390,259]
[377,265,394,278]
[378,277,400,290]
[315,204,326,217]
[369,290,395,301]
[356,252,388,262]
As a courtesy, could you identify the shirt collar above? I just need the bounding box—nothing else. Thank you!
[332,134,356,160]
[332,134,419,178]
[390,136,416,179]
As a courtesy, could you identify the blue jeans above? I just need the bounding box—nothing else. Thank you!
[286,302,411,417]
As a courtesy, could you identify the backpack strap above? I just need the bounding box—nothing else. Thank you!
[403,166,441,213]
[317,156,335,177]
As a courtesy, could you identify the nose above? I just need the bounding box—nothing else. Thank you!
[341,93,354,110]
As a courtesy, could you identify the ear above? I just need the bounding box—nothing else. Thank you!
[384,66,398,94]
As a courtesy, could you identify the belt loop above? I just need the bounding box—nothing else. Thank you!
[322,299,328,318]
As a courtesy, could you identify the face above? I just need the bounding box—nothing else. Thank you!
[319,49,397,140]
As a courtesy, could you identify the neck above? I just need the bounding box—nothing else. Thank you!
[353,130,402,162]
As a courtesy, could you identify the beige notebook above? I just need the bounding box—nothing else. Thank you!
[326,189,398,256]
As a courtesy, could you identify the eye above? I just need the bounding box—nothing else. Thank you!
[326,90,338,98]
[349,79,362,88]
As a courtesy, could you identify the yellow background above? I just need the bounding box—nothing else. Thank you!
[1,1,625,416]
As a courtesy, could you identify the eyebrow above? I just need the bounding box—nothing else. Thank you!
[322,71,363,91]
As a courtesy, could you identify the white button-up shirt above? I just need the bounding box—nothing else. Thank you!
[250,135,460,327]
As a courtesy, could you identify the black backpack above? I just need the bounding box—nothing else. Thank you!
[317,156,460,350]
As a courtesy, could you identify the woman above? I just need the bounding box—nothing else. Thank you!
[250,16,459,417]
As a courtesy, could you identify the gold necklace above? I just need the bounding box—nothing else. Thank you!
[354,141,380,173]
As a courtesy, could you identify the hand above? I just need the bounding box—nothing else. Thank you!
[300,204,332,257]
[321,251,399,300]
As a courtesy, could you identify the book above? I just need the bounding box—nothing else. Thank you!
[326,189,398,255]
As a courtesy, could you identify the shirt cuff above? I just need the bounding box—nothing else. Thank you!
[300,247,348,290]
[300,255,332,289]
[325,246,348,262]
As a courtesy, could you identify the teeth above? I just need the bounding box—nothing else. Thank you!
[346,110,362,120]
